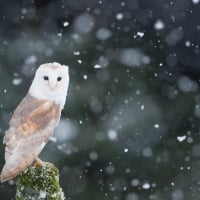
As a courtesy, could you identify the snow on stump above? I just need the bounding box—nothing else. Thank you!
[16,162,65,200]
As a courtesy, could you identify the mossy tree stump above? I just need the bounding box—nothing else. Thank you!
[16,162,65,200]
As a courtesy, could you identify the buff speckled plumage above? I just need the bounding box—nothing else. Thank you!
[1,62,69,182]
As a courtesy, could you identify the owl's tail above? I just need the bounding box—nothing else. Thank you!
[1,155,35,183]
[0,164,21,183]
[1,155,43,183]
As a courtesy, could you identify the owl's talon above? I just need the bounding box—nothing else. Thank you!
[34,158,45,166]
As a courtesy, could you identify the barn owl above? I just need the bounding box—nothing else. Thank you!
[0,62,69,183]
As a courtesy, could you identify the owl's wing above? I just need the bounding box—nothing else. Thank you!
[1,94,61,182]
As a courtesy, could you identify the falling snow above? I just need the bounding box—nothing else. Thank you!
[118,48,150,67]
[154,19,165,30]
[89,151,98,161]
[192,0,200,4]
[142,147,153,157]
[131,179,140,187]
[185,41,191,47]
[94,64,102,69]
[96,28,112,40]
[116,13,124,20]
[83,75,88,80]
[107,129,118,141]
[57,33,62,37]
[63,21,69,27]
[177,135,187,142]
[74,51,80,55]
[178,76,198,93]
[73,13,95,34]
[140,104,144,110]
[0,1,200,199]
[124,148,129,153]
[142,182,151,190]
[136,32,144,38]
[12,78,22,86]
[154,124,160,129]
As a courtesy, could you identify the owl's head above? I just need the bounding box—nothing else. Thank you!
[29,62,69,108]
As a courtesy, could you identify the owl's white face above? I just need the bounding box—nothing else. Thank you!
[29,62,69,108]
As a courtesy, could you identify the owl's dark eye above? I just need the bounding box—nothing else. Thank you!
[57,77,62,81]
[43,76,49,81]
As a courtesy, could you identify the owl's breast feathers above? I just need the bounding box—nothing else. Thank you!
[1,94,61,182]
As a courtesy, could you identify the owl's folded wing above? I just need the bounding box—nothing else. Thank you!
[1,94,60,182]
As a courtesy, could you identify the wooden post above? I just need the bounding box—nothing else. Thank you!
[16,162,65,200]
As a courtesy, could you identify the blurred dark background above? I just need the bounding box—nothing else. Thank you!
[0,0,200,199]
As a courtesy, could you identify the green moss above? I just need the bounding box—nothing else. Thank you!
[16,162,65,200]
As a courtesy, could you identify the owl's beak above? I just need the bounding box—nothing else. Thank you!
[48,81,57,89]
